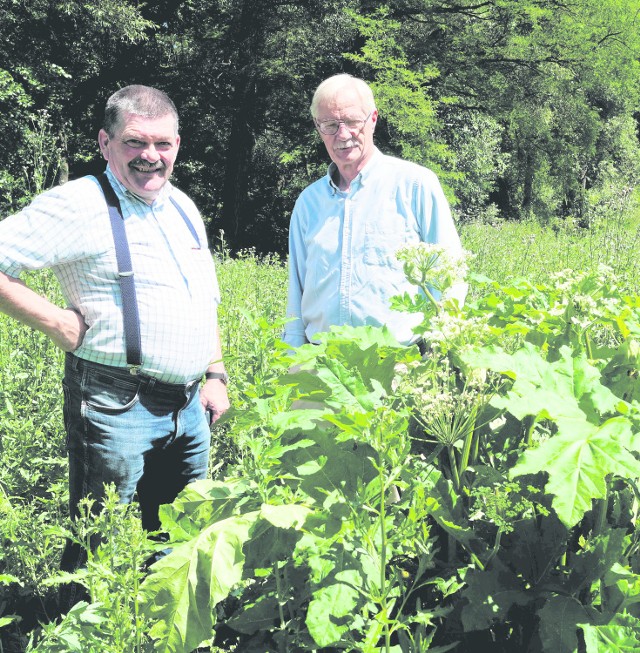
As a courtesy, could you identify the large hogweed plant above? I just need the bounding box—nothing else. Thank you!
[132,247,640,652]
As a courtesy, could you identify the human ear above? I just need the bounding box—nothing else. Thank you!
[97,129,110,159]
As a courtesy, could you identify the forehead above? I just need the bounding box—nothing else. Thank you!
[316,87,369,119]
[116,112,178,137]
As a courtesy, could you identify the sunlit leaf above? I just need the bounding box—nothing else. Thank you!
[511,417,640,527]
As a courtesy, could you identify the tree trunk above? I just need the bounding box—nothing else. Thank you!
[218,0,268,248]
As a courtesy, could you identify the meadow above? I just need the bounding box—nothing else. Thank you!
[1,203,640,652]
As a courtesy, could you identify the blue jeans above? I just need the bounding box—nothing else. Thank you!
[59,353,210,578]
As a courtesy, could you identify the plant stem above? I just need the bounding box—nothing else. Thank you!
[447,446,460,493]
[421,285,440,316]
[458,406,478,480]
[133,549,142,653]
[593,478,610,538]
[524,415,538,447]
[584,331,594,360]
[274,562,287,653]
[378,448,391,653]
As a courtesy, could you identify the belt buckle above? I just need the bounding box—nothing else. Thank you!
[128,365,140,376]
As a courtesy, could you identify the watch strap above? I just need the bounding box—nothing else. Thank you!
[205,371,229,385]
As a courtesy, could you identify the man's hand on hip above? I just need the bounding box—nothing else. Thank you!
[52,307,89,351]
[0,272,87,351]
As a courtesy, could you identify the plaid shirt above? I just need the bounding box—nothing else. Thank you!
[0,167,220,383]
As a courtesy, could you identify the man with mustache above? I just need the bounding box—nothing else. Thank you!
[284,74,466,349]
[0,85,229,610]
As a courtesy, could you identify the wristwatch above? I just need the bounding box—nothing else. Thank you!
[205,371,229,385]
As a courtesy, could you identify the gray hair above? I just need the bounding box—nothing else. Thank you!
[103,85,179,136]
[310,74,376,118]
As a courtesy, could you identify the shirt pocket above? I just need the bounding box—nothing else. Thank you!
[363,212,418,267]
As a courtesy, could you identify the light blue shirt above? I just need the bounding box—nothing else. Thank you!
[284,149,465,347]
[0,167,221,383]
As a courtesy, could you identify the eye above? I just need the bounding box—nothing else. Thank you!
[125,139,144,147]
[322,121,339,130]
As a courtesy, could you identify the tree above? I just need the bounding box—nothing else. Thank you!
[2,0,639,250]
[0,0,154,209]
[382,0,640,221]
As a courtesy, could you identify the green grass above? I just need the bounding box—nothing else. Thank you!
[460,206,640,293]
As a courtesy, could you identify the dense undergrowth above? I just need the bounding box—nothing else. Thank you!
[1,204,640,652]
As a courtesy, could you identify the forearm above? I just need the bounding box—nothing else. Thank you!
[205,324,227,375]
[0,271,86,350]
[200,323,230,422]
[0,271,61,334]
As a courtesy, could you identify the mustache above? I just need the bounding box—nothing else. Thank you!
[129,159,166,171]
[336,140,358,149]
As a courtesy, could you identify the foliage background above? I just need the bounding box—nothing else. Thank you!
[2,1,640,650]
[2,0,640,254]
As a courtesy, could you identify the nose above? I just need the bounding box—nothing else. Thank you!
[140,144,160,161]
[335,122,353,138]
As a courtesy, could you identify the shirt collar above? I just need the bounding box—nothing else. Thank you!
[104,165,173,208]
[326,147,382,194]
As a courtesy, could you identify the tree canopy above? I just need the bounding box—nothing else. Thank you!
[2,0,639,253]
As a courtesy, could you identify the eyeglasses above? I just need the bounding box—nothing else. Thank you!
[315,112,372,136]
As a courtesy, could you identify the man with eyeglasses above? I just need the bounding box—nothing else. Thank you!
[284,73,466,349]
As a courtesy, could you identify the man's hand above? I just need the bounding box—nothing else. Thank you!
[51,307,89,351]
[200,378,230,425]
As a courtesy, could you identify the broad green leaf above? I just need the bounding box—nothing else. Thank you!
[226,594,280,635]
[243,518,305,568]
[297,532,341,582]
[295,457,326,476]
[284,325,410,413]
[537,595,593,653]
[580,613,640,652]
[322,324,406,350]
[322,409,376,439]
[141,512,259,653]
[268,408,328,434]
[497,515,568,588]
[0,573,21,585]
[322,325,409,392]
[461,558,529,631]
[565,530,628,596]
[462,343,622,425]
[159,478,254,541]
[601,339,640,404]
[281,429,378,503]
[603,563,640,612]
[317,357,384,412]
[259,502,311,529]
[423,477,478,550]
[282,362,380,412]
[306,569,362,647]
[0,616,18,627]
[511,417,640,527]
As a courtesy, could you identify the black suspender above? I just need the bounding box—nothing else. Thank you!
[95,173,201,370]
[96,173,143,368]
